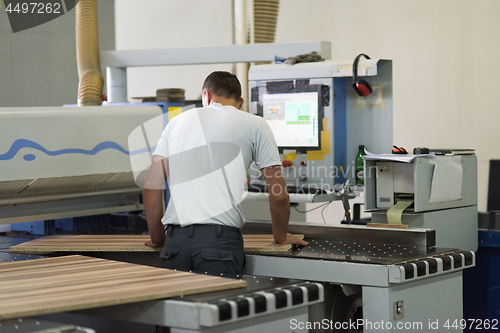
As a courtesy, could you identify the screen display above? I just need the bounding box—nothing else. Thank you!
[262,92,319,148]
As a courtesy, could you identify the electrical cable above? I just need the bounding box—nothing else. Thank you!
[293,202,330,214]
[321,201,333,224]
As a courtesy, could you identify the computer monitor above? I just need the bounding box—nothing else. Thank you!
[262,91,322,151]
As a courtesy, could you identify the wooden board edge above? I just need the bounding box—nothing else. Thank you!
[366,223,409,229]
[0,279,247,321]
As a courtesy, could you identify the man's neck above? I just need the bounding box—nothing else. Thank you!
[211,97,239,109]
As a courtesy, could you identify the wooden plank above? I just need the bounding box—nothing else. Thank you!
[9,235,161,253]
[0,255,246,320]
[243,234,305,253]
[9,234,305,254]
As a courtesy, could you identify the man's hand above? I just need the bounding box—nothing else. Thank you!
[280,233,308,246]
[145,239,164,247]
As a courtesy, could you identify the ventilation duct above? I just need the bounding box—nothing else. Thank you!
[233,0,280,111]
[76,0,103,106]
[253,0,280,43]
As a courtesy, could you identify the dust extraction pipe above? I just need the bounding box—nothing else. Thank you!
[233,0,279,111]
[253,0,279,43]
[76,0,103,106]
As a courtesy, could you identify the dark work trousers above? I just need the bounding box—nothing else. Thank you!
[159,224,246,277]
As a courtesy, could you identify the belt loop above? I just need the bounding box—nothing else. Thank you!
[216,225,222,238]
[188,225,195,237]
[167,225,173,237]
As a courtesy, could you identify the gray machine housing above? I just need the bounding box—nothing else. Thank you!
[365,154,478,251]
[247,60,393,190]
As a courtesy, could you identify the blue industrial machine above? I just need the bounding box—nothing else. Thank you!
[0,56,485,332]
[2,101,181,233]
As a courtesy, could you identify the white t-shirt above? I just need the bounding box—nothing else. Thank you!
[153,103,281,228]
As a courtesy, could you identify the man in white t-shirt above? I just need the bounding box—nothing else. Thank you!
[143,71,307,276]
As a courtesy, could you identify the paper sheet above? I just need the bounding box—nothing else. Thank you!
[429,156,463,203]
[363,150,436,163]
[387,200,413,224]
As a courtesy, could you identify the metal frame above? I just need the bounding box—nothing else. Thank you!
[245,253,473,332]
[101,42,331,68]
[241,221,436,248]
[0,193,142,226]
[102,41,331,103]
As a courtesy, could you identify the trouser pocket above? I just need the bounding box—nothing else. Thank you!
[202,248,234,261]
[159,246,180,269]
[193,247,243,277]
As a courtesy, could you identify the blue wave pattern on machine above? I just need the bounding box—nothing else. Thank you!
[0,139,153,161]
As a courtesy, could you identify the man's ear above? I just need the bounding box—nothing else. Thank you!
[202,90,211,107]
[238,97,244,110]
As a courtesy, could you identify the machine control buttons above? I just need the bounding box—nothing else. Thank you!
[298,160,307,180]
[282,160,292,168]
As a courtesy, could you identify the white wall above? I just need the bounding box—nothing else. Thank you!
[275,0,500,215]
[115,0,233,100]
[115,0,500,219]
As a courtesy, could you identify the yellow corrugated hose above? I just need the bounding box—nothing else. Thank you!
[254,0,280,43]
[76,0,103,106]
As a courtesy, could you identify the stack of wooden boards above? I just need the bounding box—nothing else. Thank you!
[0,255,246,320]
[10,234,304,255]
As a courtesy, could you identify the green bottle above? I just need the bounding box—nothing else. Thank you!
[355,145,367,186]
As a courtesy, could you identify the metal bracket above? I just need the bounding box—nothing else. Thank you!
[393,300,404,320]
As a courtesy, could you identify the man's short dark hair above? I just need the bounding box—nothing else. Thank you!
[202,71,242,101]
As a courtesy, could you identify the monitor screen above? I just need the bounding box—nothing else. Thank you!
[262,91,320,149]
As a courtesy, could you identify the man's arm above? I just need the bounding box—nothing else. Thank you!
[143,155,168,247]
[261,165,308,246]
